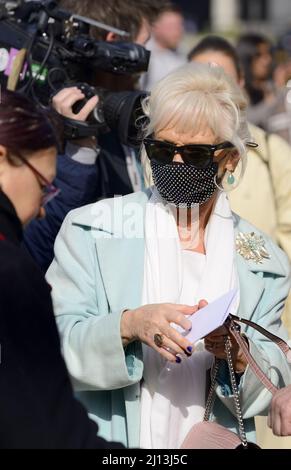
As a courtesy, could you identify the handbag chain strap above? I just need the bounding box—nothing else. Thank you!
[204,359,220,421]
[224,334,248,448]
[203,335,248,448]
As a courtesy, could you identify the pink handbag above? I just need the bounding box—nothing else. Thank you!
[181,314,291,450]
[181,421,242,449]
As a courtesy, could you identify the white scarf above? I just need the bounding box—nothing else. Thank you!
[140,189,240,449]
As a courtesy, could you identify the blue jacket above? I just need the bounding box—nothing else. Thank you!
[46,190,291,448]
[24,154,100,272]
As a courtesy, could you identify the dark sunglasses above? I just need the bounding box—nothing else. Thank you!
[143,137,258,169]
[18,155,60,206]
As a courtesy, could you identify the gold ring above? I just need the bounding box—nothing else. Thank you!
[154,333,164,348]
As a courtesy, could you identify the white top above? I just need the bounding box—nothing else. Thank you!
[140,190,239,449]
[140,249,212,449]
[180,250,206,305]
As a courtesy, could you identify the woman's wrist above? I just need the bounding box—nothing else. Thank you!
[120,309,137,347]
[234,350,247,373]
[233,335,249,373]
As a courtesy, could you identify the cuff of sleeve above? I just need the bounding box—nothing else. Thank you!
[68,309,143,390]
[216,359,243,397]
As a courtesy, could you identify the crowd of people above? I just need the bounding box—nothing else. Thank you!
[1,0,291,450]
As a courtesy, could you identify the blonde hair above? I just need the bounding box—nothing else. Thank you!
[141,62,252,188]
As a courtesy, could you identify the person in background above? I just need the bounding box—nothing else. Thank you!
[47,63,291,448]
[0,89,122,449]
[237,33,291,145]
[24,0,162,272]
[140,2,186,91]
[186,35,291,450]
[237,34,274,114]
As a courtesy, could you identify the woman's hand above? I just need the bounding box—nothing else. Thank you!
[268,385,291,436]
[205,325,247,372]
[121,303,197,362]
[199,299,248,373]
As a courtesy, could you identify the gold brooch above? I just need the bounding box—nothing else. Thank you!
[236,232,270,264]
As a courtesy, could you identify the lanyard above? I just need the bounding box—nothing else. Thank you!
[123,145,142,192]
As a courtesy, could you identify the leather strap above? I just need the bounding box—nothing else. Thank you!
[230,314,291,358]
[225,315,291,396]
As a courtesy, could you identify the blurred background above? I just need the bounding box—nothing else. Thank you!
[173,0,291,38]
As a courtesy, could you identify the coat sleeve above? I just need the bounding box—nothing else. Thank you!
[46,212,144,392]
[215,254,291,419]
[24,153,100,272]
[0,244,122,449]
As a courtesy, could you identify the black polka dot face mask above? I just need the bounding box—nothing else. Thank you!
[151,161,219,208]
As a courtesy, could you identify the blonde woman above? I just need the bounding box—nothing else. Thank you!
[47,64,291,448]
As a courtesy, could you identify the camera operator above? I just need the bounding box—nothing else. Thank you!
[23,0,162,272]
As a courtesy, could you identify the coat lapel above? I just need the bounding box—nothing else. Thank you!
[72,191,150,313]
[92,191,150,312]
[236,253,265,320]
[95,235,145,312]
[234,214,266,320]
[234,214,286,320]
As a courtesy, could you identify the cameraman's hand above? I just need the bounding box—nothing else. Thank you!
[52,87,98,122]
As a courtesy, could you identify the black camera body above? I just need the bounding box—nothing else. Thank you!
[0,0,150,145]
[63,83,148,147]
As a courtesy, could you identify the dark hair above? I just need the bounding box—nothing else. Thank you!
[60,0,163,41]
[0,89,59,164]
[188,35,242,79]
[156,2,183,18]
[237,33,273,105]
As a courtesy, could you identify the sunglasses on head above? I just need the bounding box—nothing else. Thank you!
[143,137,258,169]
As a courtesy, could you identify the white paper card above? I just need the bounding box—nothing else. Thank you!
[184,288,238,344]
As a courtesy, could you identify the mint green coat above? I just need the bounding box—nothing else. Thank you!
[46,190,291,448]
